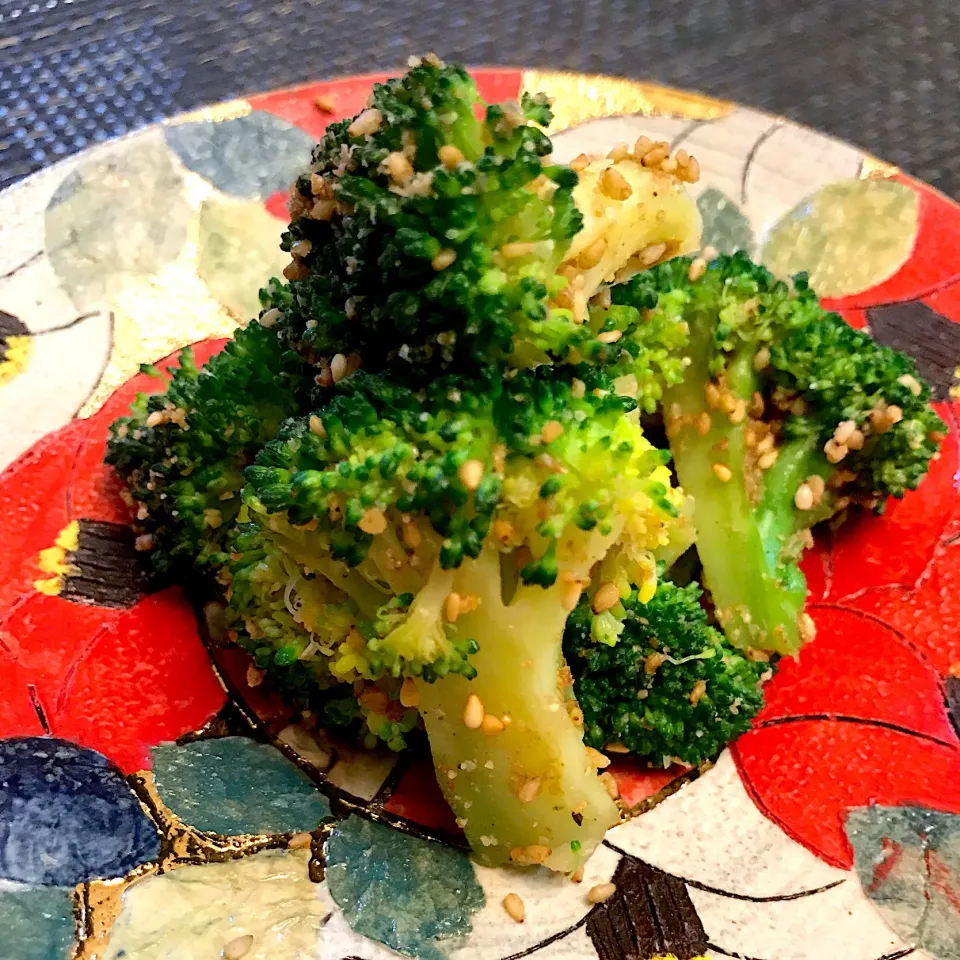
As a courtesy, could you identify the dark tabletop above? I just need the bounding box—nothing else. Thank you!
[2,0,960,198]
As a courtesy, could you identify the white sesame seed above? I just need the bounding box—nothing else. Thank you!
[463,694,484,729]
[503,892,526,922]
[587,883,617,904]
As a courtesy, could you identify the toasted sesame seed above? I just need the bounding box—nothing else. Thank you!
[518,777,542,803]
[458,459,484,491]
[596,329,623,344]
[712,463,733,483]
[750,392,765,418]
[463,694,484,729]
[570,153,591,172]
[608,142,631,162]
[690,679,707,705]
[259,307,282,329]
[523,845,552,865]
[599,771,620,800]
[438,144,465,169]
[401,517,422,549]
[682,154,701,182]
[794,483,814,511]
[287,831,313,850]
[314,93,337,113]
[481,714,505,736]
[604,741,630,754]
[704,382,721,408]
[571,378,586,399]
[799,612,817,643]
[541,420,564,443]
[898,373,922,396]
[290,239,313,259]
[348,108,383,137]
[824,438,849,463]
[632,135,654,159]
[503,892,525,923]
[283,259,309,281]
[641,143,670,168]
[310,198,337,221]
[445,592,463,623]
[687,257,707,282]
[847,428,865,451]
[572,288,588,324]
[431,248,457,271]
[758,449,779,470]
[358,508,387,535]
[577,235,608,270]
[330,353,348,383]
[135,534,154,552]
[588,883,617,904]
[400,677,419,708]
[701,244,718,261]
[501,241,537,260]
[592,581,620,613]
[729,398,747,425]
[660,156,678,174]
[887,404,903,425]
[833,420,857,445]
[640,242,667,266]
[223,934,255,960]
[561,580,583,611]
[384,151,415,184]
[586,746,611,769]
[599,166,633,200]
[645,651,668,675]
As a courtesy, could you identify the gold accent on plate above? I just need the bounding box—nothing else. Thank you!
[860,154,901,180]
[521,70,734,131]
[166,98,253,127]
[0,334,32,386]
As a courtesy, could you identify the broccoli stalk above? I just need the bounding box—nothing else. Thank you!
[613,253,947,654]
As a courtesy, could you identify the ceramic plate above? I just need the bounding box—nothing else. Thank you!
[0,69,958,960]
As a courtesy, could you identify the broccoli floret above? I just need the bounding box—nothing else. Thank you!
[612,252,947,654]
[264,57,701,383]
[564,580,768,766]
[239,364,691,872]
[105,321,314,574]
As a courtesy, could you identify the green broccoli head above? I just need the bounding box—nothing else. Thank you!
[265,57,587,378]
[612,252,947,653]
[564,579,768,767]
[105,321,315,575]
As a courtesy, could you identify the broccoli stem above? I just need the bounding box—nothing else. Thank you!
[664,343,809,654]
[417,544,619,874]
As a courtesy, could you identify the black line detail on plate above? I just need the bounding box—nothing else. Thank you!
[740,121,783,205]
[866,299,960,401]
[709,944,914,960]
[27,684,51,735]
[370,749,413,808]
[753,713,957,748]
[944,676,960,740]
[603,841,846,903]
[0,251,42,281]
[586,854,707,960]
[60,519,150,608]
[670,118,709,151]
[500,915,591,960]
[0,308,29,343]
[31,311,101,337]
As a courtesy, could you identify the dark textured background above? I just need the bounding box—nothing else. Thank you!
[2,0,959,197]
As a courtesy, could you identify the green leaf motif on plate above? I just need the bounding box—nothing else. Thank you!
[326,816,485,960]
[44,131,193,311]
[696,187,755,255]
[0,887,74,960]
[151,737,331,836]
[847,805,960,959]
[164,113,314,200]
[102,849,331,960]
[197,198,289,321]
[760,178,919,298]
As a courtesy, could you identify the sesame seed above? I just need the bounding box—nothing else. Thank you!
[641,143,670,168]
[481,714,505,736]
[887,404,903,425]
[587,883,617,904]
[758,450,779,470]
[687,257,707,282]
[599,167,633,200]
[596,329,622,344]
[586,746,610,769]
[695,411,712,436]
[541,420,564,443]
[259,307,282,328]
[640,242,667,266]
[729,398,747,425]
[712,463,733,483]
[134,534,154,552]
[358,508,387,535]
[898,373,922,396]
[704,382,721,408]
[458,459,484,490]
[503,892,525,923]
[608,142,631,162]
[690,679,707,705]
[561,580,583,611]
[823,438,849,463]
[223,935,254,960]
[463,694,484,729]
[570,153,591,172]
[400,677,419,708]
[604,741,630,754]
[682,155,701,182]
[290,239,313,259]
[701,244,718,261]
[310,198,337,221]
[401,517,422,549]
[283,259,309,281]
[794,483,814,511]
[632,135,654,159]
[846,428,865,451]
[518,778,542,803]
[431,248,457,271]
[445,592,463,623]
[330,353,348,383]
[750,392,765,417]
[577,235,608,270]
[599,771,620,800]
[348,108,383,137]
[799,612,817,643]
[571,379,586,399]
[500,241,537,260]
[438,144,465,169]
[384,151,415,184]
[314,93,337,113]
[645,651,668,675]
[833,420,857,445]
[287,831,313,850]
[308,415,326,438]
[592,582,620,614]
[807,474,826,500]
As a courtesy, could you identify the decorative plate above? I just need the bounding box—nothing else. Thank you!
[0,68,958,960]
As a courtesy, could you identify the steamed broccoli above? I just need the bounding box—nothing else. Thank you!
[263,56,701,382]
[564,579,768,766]
[612,252,947,654]
[233,365,692,872]
[105,322,314,574]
